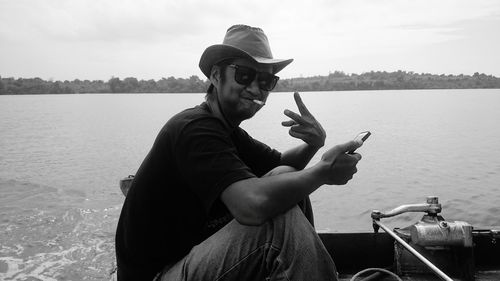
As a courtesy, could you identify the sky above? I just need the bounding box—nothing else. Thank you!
[1,0,499,81]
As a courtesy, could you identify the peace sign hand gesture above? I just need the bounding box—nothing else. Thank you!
[282,92,326,148]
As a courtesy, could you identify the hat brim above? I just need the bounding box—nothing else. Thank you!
[199,44,293,79]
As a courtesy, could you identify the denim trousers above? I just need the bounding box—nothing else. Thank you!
[157,204,338,281]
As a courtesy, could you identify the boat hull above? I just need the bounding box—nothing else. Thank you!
[319,231,500,280]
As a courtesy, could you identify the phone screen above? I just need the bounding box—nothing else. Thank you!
[349,131,371,153]
[354,131,371,143]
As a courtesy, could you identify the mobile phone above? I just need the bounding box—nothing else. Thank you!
[348,131,371,153]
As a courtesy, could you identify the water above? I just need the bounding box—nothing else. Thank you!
[1,90,500,280]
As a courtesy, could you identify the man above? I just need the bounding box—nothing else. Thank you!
[116,24,363,281]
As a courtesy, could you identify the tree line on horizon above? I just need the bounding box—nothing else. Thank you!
[1,70,499,95]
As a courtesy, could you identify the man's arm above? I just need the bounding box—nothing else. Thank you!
[279,143,320,170]
[221,140,362,226]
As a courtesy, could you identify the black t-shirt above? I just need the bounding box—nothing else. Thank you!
[115,102,281,281]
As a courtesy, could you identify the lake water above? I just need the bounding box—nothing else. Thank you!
[1,89,500,280]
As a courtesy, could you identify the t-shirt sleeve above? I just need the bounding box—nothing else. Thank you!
[233,128,282,177]
[174,118,255,213]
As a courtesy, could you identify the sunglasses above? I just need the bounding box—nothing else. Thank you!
[228,64,279,91]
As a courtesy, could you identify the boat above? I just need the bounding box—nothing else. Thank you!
[119,176,500,280]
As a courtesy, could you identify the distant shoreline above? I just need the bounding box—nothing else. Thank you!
[2,70,500,95]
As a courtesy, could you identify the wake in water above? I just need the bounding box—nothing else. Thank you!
[0,179,119,281]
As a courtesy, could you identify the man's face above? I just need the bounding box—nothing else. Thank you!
[216,58,273,126]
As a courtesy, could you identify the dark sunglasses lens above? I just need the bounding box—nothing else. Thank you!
[258,73,279,91]
[234,66,256,85]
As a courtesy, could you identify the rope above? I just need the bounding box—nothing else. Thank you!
[350,267,403,281]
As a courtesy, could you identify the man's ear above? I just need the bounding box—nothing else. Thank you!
[209,66,221,87]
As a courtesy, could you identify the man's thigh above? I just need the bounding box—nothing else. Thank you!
[158,210,281,281]
[157,205,322,281]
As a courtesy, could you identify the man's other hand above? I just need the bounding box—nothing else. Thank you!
[282,92,326,148]
[320,140,362,185]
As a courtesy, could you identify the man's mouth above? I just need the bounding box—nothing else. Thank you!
[242,96,265,106]
[252,99,265,105]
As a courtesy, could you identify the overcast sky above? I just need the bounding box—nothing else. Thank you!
[1,0,499,81]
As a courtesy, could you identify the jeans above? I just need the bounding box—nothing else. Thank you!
[157,165,338,281]
[157,204,338,281]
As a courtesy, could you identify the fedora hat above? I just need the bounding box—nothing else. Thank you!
[199,25,293,79]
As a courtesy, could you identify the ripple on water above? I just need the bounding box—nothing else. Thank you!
[0,179,120,281]
[1,207,120,280]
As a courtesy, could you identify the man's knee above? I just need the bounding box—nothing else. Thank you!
[272,205,314,235]
[263,165,297,177]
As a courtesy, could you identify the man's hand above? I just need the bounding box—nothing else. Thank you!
[320,140,362,185]
[282,92,326,148]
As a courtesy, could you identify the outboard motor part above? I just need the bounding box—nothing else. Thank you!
[372,196,474,281]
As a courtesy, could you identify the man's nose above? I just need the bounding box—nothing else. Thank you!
[245,77,261,95]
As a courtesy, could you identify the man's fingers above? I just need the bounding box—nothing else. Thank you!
[294,92,312,116]
[281,120,296,127]
[289,125,314,135]
[348,152,362,161]
[284,92,316,125]
[288,129,308,140]
[337,140,363,154]
[325,140,362,159]
[283,109,305,125]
